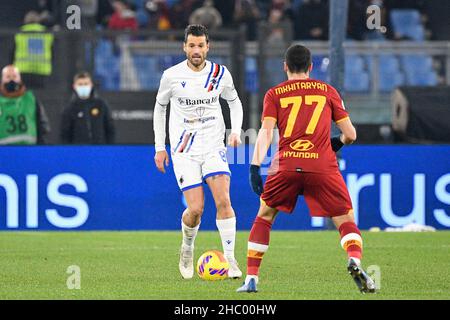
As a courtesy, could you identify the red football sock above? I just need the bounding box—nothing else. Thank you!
[247,216,272,276]
[338,221,363,260]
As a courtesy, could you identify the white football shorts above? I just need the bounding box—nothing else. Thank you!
[171,148,231,191]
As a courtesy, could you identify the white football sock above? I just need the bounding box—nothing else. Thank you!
[216,217,236,259]
[181,220,200,249]
[245,275,258,285]
[350,257,361,266]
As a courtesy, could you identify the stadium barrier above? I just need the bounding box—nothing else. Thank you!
[392,85,450,142]
[0,145,448,231]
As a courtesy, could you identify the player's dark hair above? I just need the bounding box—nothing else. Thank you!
[184,24,209,43]
[285,45,312,74]
[73,71,92,83]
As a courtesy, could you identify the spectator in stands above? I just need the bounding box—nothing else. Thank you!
[34,0,57,28]
[214,0,235,27]
[108,0,138,31]
[189,0,223,30]
[270,0,295,20]
[233,0,261,41]
[170,0,203,30]
[60,71,115,144]
[294,0,329,40]
[12,11,54,89]
[266,8,290,44]
[97,0,115,27]
[423,0,449,40]
[70,0,99,29]
[0,65,50,145]
[348,0,371,40]
[145,0,172,30]
[383,0,427,40]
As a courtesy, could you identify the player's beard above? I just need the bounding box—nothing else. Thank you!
[188,53,206,68]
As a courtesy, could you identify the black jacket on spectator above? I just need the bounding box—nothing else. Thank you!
[60,90,115,144]
[35,97,51,144]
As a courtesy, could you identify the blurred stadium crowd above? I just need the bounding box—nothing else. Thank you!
[0,0,448,145]
[0,0,447,93]
[0,0,448,41]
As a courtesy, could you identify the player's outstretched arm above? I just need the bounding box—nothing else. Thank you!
[331,117,357,152]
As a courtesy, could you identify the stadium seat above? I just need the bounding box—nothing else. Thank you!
[379,55,400,72]
[136,9,149,27]
[95,39,114,58]
[390,9,421,30]
[132,0,147,9]
[405,70,438,86]
[245,57,258,93]
[133,55,161,90]
[390,9,425,41]
[365,30,387,41]
[400,54,433,72]
[95,53,121,91]
[400,54,437,86]
[158,55,185,71]
[208,56,228,66]
[407,24,425,41]
[344,72,370,92]
[366,55,400,75]
[379,71,405,92]
[265,58,286,86]
[345,55,365,73]
[310,55,328,82]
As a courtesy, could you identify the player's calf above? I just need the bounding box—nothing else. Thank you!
[338,220,363,265]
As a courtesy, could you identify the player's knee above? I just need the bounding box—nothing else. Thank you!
[215,197,232,213]
[188,204,204,218]
[257,205,277,223]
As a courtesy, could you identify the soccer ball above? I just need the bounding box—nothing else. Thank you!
[196,250,229,281]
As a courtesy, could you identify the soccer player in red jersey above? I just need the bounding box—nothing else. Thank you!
[237,45,376,294]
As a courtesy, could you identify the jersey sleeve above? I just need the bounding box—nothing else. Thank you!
[220,66,239,101]
[329,87,349,123]
[261,89,278,122]
[155,71,171,106]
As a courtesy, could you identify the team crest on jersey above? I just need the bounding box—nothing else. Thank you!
[196,107,205,117]
[290,139,315,151]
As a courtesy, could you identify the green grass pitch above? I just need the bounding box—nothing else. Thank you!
[0,231,449,299]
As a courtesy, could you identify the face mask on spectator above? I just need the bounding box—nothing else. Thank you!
[4,80,22,93]
[75,85,92,99]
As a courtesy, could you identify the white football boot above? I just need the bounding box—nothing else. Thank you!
[226,256,243,279]
[179,245,194,279]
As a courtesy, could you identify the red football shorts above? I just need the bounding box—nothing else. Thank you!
[261,170,353,217]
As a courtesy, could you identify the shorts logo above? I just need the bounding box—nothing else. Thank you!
[179,176,184,185]
[219,150,227,163]
[289,139,314,152]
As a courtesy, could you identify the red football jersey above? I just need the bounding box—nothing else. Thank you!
[262,78,349,174]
